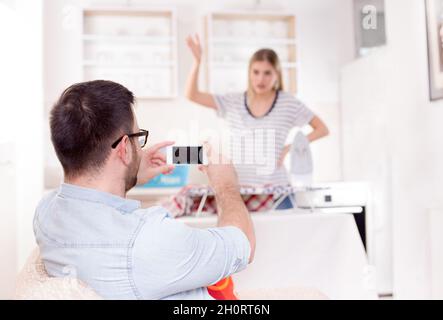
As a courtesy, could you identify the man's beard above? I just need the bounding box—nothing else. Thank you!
[125,144,140,192]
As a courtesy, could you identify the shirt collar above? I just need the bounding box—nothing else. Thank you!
[58,183,141,214]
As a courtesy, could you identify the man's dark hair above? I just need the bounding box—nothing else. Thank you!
[50,80,135,178]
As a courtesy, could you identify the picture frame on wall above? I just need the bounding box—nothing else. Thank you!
[425,0,443,101]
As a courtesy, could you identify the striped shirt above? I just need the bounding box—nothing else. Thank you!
[214,90,314,186]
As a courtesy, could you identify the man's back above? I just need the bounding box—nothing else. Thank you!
[34,183,250,299]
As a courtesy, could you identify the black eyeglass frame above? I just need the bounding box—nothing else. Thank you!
[111,129,149,149]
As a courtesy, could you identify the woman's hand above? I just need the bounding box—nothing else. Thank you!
[184,33,217,109]
[136,141,175,186]
[307,116,329,142]
[278,145,291,167]
[186,33,202,64]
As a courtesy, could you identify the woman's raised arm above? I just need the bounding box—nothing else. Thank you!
[185,34,217,110]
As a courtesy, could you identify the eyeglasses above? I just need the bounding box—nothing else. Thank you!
[111,129,149,149]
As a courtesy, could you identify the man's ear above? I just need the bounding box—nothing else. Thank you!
[116,136,131,166]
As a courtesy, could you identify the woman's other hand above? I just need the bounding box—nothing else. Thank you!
[278,144,291,167]
[186,33,202,64]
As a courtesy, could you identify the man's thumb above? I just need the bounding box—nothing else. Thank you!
[158,164,175,175]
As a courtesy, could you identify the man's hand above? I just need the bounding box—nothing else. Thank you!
[137,141,175,186]
[198,143,240,193]
[199,143,256,263]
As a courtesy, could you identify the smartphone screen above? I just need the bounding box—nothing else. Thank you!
[172,146,203,164]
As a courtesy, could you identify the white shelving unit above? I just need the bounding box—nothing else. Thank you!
[204,11,297,94]
[81,7,178,99]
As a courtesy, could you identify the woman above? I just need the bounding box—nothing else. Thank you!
[185,34,329,208]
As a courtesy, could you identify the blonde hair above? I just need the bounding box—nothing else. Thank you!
[247,48,284,100]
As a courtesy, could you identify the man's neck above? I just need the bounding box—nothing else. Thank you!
[65,175,126,198]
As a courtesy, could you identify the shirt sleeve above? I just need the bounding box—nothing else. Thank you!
[292,98,315,127]
[132,208,251,299]
[213,92,242,119]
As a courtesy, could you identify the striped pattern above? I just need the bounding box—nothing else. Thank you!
[214,91,314,185]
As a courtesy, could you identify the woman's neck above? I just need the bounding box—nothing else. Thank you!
[251,90,276,102]
[249,90,277,108]
[246,89,278,118]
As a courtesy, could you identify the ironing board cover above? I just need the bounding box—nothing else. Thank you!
[161,184,297,218]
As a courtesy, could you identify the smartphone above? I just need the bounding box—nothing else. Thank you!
[166,145,207,165]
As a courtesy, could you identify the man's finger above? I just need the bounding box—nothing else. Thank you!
[147,141,175,155]
[198,164,207,173]
[202,141,212,158]
[151,152,166,162]
[153,164,175,176]
[151,160,162,167]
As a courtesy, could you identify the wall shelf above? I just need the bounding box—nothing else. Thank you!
[83,34,176,44]
[83,61,176,68]
[81,7,178,99]
[204,11,298,94]
[210,62,297,69]
[210,37,296,46]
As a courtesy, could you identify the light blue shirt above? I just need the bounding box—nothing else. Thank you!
[33,183,250,300]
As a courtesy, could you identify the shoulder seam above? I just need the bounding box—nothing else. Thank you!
[127,216,147,300]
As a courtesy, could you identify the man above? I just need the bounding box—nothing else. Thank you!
[34,80,255,299]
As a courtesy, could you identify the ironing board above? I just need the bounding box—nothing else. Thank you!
[161,184,329,217]
[191,185,296,216]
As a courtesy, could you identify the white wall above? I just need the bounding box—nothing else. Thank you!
[386,0,443,299]
[429,209,443,298]
[0,141,17,299]
[341,0,443,298]
[43,0,348,187]
[341,49,394,294]
[0,0,44,298]
[285,0,354,182]
[0,2,18,300]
